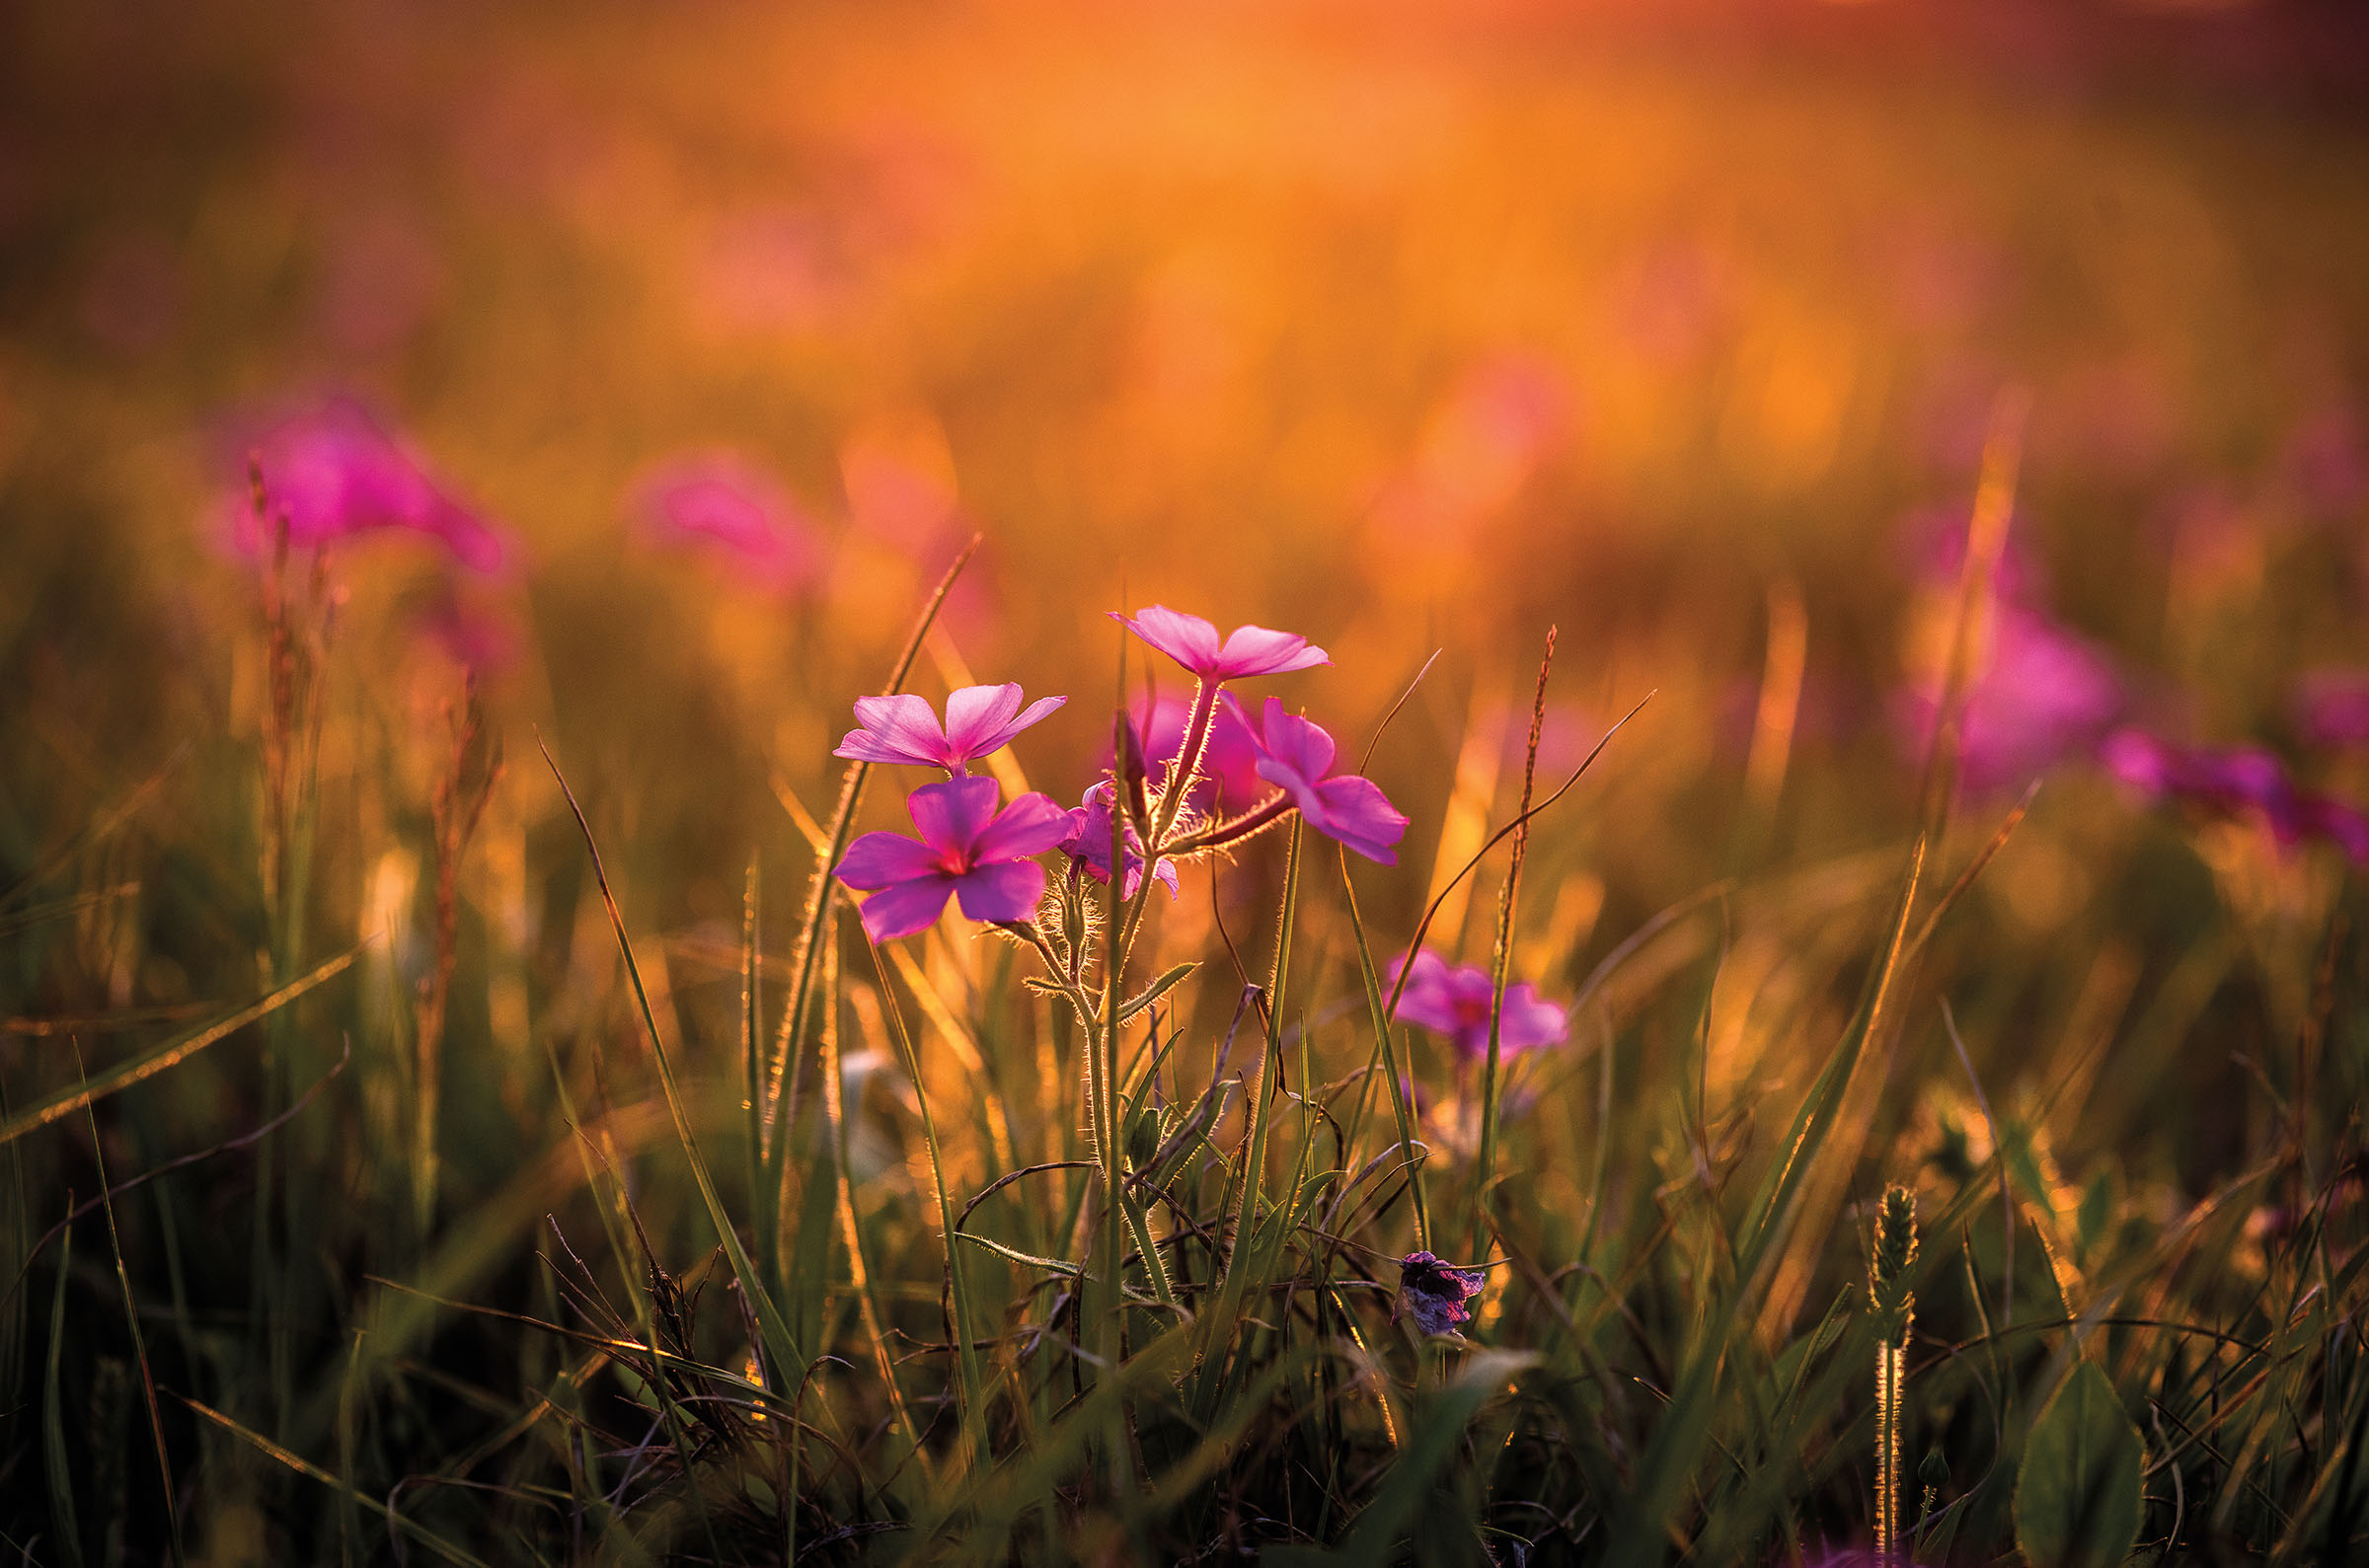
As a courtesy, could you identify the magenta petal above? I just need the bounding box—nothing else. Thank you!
[965,693,1067,760]
[1256,756,1320,813]
[835,830,944,890]
[426,497,508,572]
[1499,985,1571,1052]
[1391,952,1464,1036]
[973,791,1073,862]
[856,877,957,941]
[1202,697,1270,809]
[953,859,1048,924]
[1308,775,1409,864]
[1215,625,1329,678]
[941,684,1026,757]
[1112,605,1224,674]
[848,694,950,768]
[906,776,1003,856]
[1256,698,1337,782]
[835,731,938,767]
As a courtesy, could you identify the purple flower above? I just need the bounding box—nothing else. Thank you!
[1395,1251,1487,1337]
[834,777,1070,941]
[1386,949,1569,1062]
[833,684,1066,775]
[1123,694,1268,815]
[1241,697,1410,864]
[1896,608,2123,792]
[1060,782,1179,900]
[1108,605,1330,682]
[630,452,819,592]
[2296,670,2369,748]
[2102,729,2369,865]
[229,397,507,571]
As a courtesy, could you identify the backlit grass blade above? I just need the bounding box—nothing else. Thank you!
[759,535,981,1286]
[177,1395,497,1568]
[541,740,812,1405]
[0,942,363,1148]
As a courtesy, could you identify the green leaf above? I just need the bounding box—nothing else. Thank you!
[1116,961,1196,1023]
[2016,1359,2144,1568]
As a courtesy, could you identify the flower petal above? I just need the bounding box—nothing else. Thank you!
[953,859,1048,925]
[856,877,957,942]
[835,830,943,890]
[1214,624,1330,678]
[1390,951,1465,1037]
[941,684,1026,758]
[1306,774,1410,864]
[1255,697,1337,783]
[905,776,1005,858]
[1110,605,1224,675]
[846,694,950,769]
[1499,984,1571,1053]
[964,692,1067,761]
[973,790,1074,862]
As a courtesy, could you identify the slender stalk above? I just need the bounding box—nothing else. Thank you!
[1472,629,1555,1257]
[760,537,980,1293]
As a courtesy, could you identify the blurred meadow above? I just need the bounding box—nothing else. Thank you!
[4,2,2369,1562]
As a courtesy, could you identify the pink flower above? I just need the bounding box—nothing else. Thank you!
[1385,949,1569,1062]
[832,684,1066,775]
[1394,1251,1487,1337]
[630,452,819,592]
[1060,782,1179,900]
[1895,608,2123,792]
[834,777,1070,941]
[1108,605,1330,682]
[1241,697,1409,864]
[230,397,507,571]
[1124,694,1267,815]
[2102,729,2369,865]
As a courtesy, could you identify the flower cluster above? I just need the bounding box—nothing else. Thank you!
[829,606,1414,943]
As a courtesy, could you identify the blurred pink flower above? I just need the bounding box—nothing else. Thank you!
[1110,606,1330,682]
[1386,949,1569,1063]
[2102,729,2369,864]
[1369,352,1571,546]
[1898,608,2124,792]
[630,452,820,592]
[227,397,508,571]
[834,777,1069,941]
[2297,669,2369,747]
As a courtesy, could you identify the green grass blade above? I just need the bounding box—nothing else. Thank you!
[177,1395,497,1568]
[0,943,363,1148]
[540,740,812,1402]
